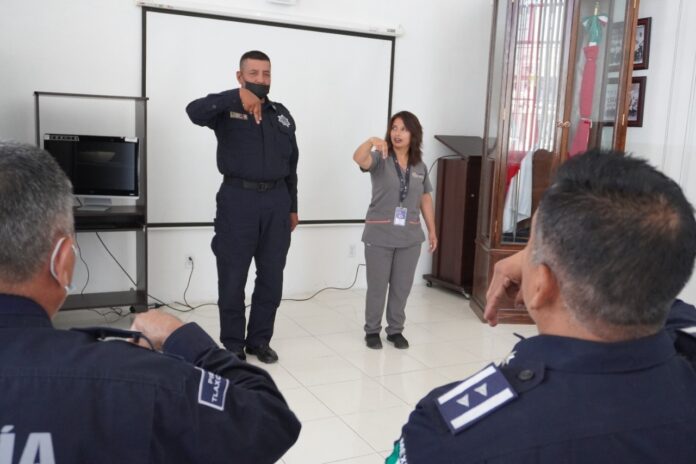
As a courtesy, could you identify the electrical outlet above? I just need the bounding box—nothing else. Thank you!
[185,255,194,268]
[348,244,357,258]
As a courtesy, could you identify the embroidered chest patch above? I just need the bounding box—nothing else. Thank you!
[278,114,291,128]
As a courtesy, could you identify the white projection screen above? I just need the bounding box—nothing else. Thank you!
[144,8,394,224]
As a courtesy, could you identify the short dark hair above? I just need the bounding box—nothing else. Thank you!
[533,150,696,336]
[385,111,423,166]
[0,142,74,283]
[239,50,270,69]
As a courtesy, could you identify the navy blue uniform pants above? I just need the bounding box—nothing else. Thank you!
[212,182,291,351]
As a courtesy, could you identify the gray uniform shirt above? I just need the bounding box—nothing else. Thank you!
[361,150,433,247]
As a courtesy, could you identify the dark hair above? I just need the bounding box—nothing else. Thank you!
[533,150,696,336]
[239,50,271,68]
[385,111,423,166]
[0,142,74,283]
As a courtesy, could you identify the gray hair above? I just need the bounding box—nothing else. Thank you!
[0,141,74,283]
[531,150,696,338]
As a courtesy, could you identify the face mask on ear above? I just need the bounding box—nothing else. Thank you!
[244,81,270,100]
[50,237,76,294]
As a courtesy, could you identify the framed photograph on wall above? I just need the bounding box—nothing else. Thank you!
[634,17,651,70]
[607,23,624,72]
[628,76,646,127]
[602,78,619,122]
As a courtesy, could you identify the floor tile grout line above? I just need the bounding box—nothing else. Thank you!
[321,451,384,463]
[335,403,415,458]
[281,295,412,458]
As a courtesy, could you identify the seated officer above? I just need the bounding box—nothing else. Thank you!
[388,150,696,464]
[0,142,300,463]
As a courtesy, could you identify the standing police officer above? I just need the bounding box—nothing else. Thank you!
[186,50,299,363]
[388,150,696,463]
[0,142,300,463]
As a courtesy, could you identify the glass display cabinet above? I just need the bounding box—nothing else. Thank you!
[471,0,639,322]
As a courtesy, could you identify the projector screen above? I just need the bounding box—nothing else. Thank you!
[144,8,394,224]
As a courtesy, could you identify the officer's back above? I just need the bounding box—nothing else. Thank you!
[0,142,300,464]
[388,150,696,464]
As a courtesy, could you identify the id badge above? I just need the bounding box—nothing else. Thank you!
[394,207,407,226]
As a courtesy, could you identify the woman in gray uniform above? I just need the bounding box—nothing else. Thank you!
[353,111,437,349]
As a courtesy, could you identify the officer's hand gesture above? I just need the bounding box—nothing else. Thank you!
[484,251,524,327]
[369,137,389,159]
[130,310,185,351]
[290,212,299,232]
[240,87,262,124]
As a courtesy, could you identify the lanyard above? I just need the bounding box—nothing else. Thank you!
[391,154,411,205]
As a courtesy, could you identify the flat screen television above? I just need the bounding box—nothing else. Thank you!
[43,134,139,209]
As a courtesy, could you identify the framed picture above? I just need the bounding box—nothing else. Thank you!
[634,17,651,70]
[607,23,624,72]
[628,76,646,127]
[603,79,619,122]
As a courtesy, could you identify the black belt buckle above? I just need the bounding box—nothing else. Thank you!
[257,182,270,192]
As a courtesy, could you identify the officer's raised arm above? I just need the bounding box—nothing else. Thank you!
[239,87,262,124]
[186,89,240,129]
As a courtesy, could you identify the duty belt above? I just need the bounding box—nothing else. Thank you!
[223,176,281,192]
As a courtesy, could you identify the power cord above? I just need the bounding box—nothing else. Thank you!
[95,232,137,287]
[95,232,195,313]
[427,154,460,177]
[281,264,365,303]
[182,257,193,308]
[74,235,90,295]
[96,232,367,313]
[86,306,131,324]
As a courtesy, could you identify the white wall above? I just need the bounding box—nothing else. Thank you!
[0,0,492,304]
[624,0,679,167]
[625,0,696,302]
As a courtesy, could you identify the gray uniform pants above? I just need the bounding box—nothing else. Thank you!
[364,242,422,335]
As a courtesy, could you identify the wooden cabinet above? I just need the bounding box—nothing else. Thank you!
[423,136,482,296]
[471,0,639,323]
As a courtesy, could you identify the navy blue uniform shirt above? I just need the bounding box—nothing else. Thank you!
[394,303,696,463]
[666,299,696,370]
[186,89,299,212]
[0,294,300,464]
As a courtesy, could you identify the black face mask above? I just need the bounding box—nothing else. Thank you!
[244,81,270,100]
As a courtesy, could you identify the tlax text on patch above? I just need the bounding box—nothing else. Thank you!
[195,367,230,411]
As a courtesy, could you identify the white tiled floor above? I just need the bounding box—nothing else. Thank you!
[53,284,537,463]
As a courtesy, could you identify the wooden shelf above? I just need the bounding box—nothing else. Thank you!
[36,91,149,314]
[434,135,483,157]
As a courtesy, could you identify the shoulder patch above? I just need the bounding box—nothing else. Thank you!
[277,114,291,128]
[435,363,517,434]
[195,367,230,411]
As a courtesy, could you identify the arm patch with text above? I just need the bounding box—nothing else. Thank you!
[195,367,230,411]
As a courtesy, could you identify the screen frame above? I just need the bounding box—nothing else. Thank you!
[43,134,140,199]
[141,6,395,227]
